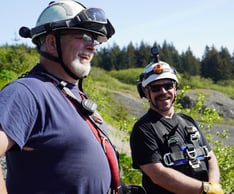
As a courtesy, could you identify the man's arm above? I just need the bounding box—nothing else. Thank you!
[0,128,15,194]
[140,162,203,194]
[207,151,220,183]
[140,150,224,194]
[0,167,7,194]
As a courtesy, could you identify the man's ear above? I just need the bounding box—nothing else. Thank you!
[45,34,57,53]
[143,87,150,99]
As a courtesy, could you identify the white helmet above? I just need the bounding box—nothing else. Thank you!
[19,0,115,45]
[141,61,178,87]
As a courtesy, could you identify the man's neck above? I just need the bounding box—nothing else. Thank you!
[39,61,78,85]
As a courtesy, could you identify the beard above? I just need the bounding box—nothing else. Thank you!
[152,93,174,112]
[70,58,91,79]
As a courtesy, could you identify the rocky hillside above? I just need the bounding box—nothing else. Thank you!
[1,89,234,177]
[110,89,234,155]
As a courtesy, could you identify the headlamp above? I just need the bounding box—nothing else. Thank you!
[143,63,172,80]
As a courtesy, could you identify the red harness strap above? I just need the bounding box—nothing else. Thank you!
[66,92,120,194]
[83,113,120,194]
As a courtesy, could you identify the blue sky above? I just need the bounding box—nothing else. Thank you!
[1,0,234,59]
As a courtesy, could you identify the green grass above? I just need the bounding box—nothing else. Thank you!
[1,67,233,191]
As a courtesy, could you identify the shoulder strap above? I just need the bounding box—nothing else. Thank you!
[177,113,200,129]
[31,72,120,194]
[176,113,203,147]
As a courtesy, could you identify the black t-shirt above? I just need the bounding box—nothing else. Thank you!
[130,109,211,194]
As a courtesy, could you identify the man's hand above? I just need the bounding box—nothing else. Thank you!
[202,182,224,194]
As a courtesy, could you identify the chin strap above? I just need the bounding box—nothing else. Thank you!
[39,50,61,63]
[78,78,84,93]
[55,33,82,80]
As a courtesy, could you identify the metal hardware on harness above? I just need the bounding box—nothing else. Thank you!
[81,98,97,115]
[163,144,210,167]
[186,126,200,142]
[163,152,189,167]
[186,146,197,159]
[167,136,178,145]
[202,146,209,158]
[189,159,201,168]
[101,135,108,153]
[163,153,174,166]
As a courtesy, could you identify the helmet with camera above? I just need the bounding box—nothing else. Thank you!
[137,47,178,98]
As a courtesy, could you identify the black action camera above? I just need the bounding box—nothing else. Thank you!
[137,47,160,98]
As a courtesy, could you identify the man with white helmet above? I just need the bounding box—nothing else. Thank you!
[0,1,118,193]
[130,48,224,194]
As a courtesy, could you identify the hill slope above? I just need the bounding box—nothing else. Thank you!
[109,89,234,155]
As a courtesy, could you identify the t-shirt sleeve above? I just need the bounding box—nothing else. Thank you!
[0,81,38,149]
[130,122,162,169]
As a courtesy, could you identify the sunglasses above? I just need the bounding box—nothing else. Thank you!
[62,33,100,46]
[149,82,174,92]
[76,33,100,46]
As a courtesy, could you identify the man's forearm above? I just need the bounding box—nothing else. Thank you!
[0,167,7,194]
[141,163,203,194]
[208,151,220,183]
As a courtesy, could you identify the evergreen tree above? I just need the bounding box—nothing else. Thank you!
[218,47,232,80]
[181,47,200,75]
[126,42,136,69]
[160,41,181,71]
[110,43,121,70]
[135,41,151,68]
[232,52,234,79]
[98,47,113,71]
[201,46,222,82]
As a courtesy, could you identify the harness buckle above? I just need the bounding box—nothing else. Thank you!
[163,153,174,166]
[189,159,201,168]
[202,146,210,159]
[190,133,199,142]
[101,135,108,153]
[186,146,197,159]
[187,126,200,142]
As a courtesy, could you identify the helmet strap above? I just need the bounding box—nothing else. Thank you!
[54,32,82,80]
[39,50,61,63]
[38,33,82,80]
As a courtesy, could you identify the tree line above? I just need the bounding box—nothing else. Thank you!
[0,41,234,83]
[92,40,234,83]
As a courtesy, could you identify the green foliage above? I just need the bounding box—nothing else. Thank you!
[94,41,234,82]
[0,70,18,88]
[0,45,38,75]
[109,68,141,85]
[212,136,234,193]
[0,45,233,192]
[177,87,233,194]
[84,69,234,193]
[119,153,142,184]
[201,46,233,82]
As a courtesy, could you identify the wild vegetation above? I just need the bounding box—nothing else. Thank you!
[84,68,234,194]
[0,44,233,193]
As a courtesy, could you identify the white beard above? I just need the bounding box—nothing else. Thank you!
[70,58,91,78]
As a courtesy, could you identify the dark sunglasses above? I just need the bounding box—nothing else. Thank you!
[149,82,174,92]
